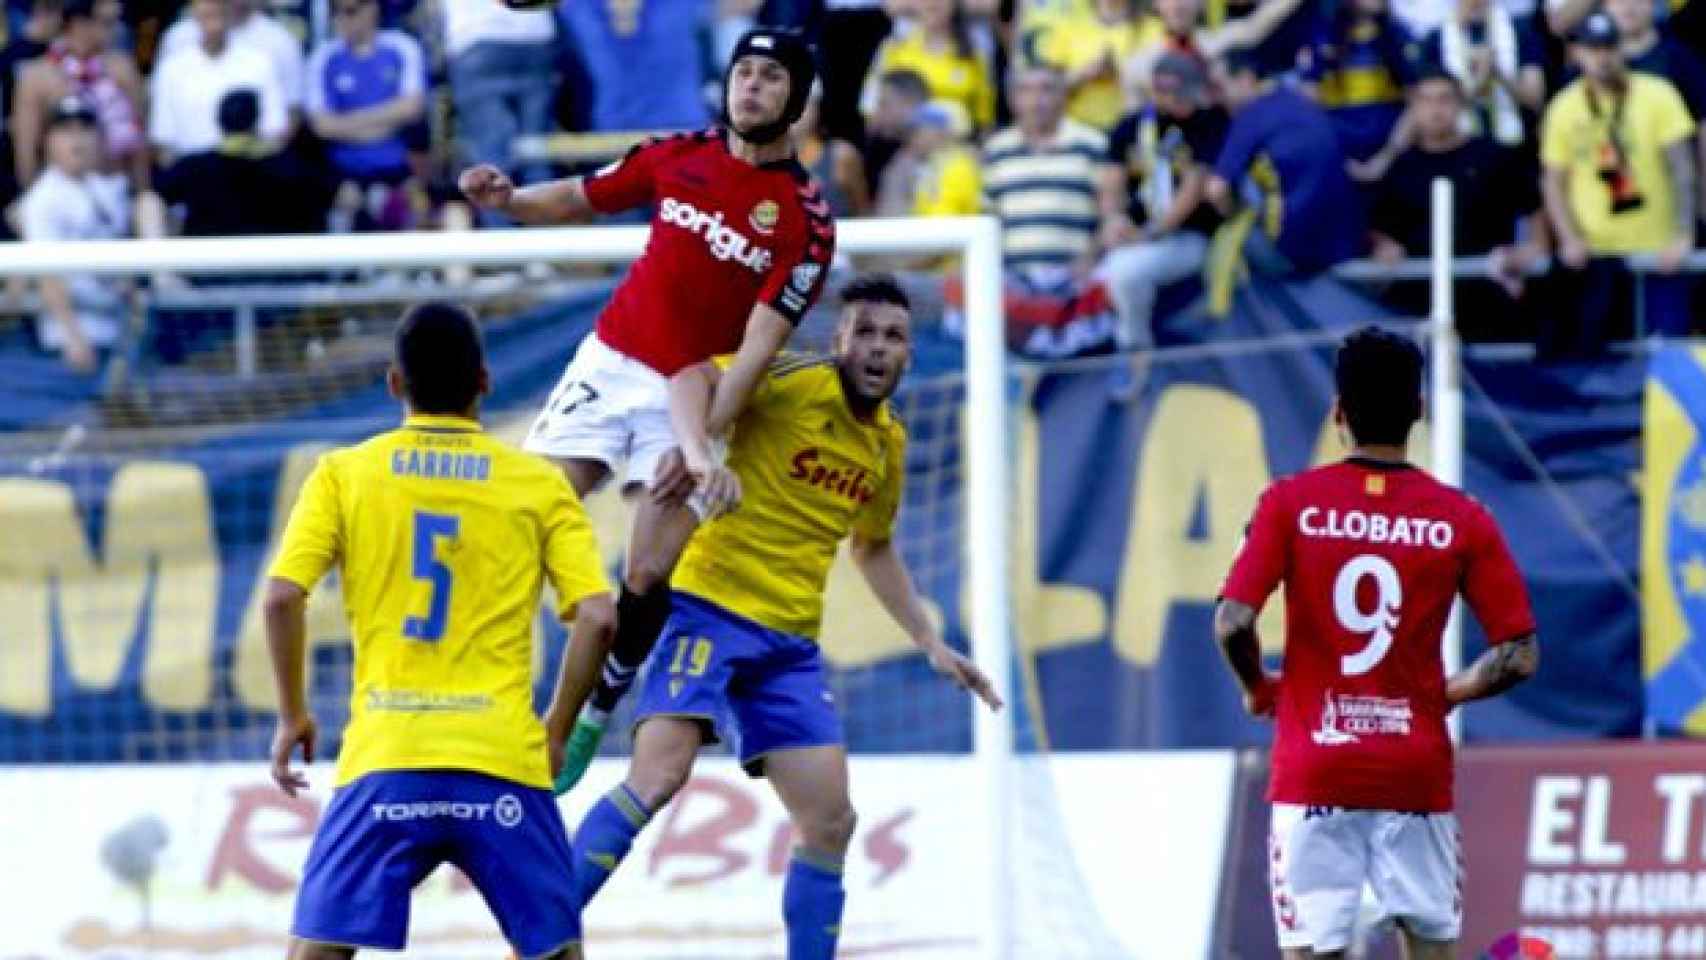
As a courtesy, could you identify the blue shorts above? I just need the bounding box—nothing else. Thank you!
[293,769,579,959]
[634,592,844,776]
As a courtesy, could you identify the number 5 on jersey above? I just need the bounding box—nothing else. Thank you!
[405,511,460,642]
[1334,554,1402,675]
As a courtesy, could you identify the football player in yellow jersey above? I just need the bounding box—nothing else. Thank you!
[562,275,1002,960]
[264,303,616,960]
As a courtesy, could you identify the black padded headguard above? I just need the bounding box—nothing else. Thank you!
[723,27,816,145]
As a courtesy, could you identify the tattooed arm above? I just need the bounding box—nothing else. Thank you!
[1445,634,1539,707]
[1214,599,1278,717]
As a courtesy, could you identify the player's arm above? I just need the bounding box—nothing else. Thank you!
[543,592,616,774]
[263,458,343,796]
[539,480,620,777]
[667,359,743,514]
[1215,483,1289,718]
[459,166,598,224]
[1445,633,1539,707]
[1448,501,1541,708]
[704,305,795,438]
[851,533,1002,710]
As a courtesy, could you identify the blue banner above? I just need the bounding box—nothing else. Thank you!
[0,279,1648,762]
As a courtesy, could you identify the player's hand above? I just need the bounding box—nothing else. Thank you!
[270,713,317,797]
[925,640,1004,711]
[1243,674,1279,720]
[458,164,514,211]
[651,447,696,507]
[695,465,743,518]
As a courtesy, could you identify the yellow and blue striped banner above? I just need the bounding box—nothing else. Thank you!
[1642,345,1706,734]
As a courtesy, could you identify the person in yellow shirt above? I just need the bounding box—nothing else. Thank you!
[560,275,1002,960]
[265,302,616,960]
[1541,12,1696,345]
[910,100,982,217]
[1035,0,1166,130]
[861,0,996,131]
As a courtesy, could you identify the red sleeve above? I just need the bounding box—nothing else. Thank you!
[1460,499,1536,644]
[762,180,836,324]
[583,138,665,214]
[1220,480,1291,609]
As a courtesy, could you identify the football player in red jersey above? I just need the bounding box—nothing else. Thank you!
[1216,327,1541,959]
[458,27,837,791]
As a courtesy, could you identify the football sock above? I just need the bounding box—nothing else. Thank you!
[782,847,846,960]
[587,584,673,715]
[570,783,653,909]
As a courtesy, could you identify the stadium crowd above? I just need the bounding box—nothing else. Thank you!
[3,0,1705,368]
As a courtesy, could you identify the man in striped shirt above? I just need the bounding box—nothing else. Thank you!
[982,63,1108,277]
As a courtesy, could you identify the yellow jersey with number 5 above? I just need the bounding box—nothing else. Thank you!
[673,356,908,639]
[269,414,610,789]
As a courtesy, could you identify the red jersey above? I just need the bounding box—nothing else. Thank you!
[1220,459,1535,813]
[582,128,836,377]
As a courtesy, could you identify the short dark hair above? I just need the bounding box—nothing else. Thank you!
[1412,64,1465,98]
[1220,46,1271,82]
[879,68,930,103]
[218,89,259,135]
[839,273,911,312]
[395,302,485,414]
[62,0,94,22]
[1335,326,1424,446]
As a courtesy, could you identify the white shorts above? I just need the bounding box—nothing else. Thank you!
[1268,803,1462,952]
[526,334,674,490]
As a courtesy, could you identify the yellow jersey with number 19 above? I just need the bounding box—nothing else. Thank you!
[672,356,908,639]
[268,413,610,790]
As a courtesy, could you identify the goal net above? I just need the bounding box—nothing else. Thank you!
[0,220,1141,960]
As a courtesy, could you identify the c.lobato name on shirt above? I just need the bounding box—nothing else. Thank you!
[1297,506,1455,549]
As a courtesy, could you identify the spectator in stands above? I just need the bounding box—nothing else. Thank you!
[560,0,708,133]
[1541,12,1696,349]
[1298,0,1418,168]
[1125,0,1308,95]
[794,82,869,216]
[305,0,425,206]
[861,67,930,199]
[876,98,978,216]
[19,96,130,373]
[158,0,305,130]
[147,89,331,236]
[11,0,143,187]
[862,0,995,132]
[1605,0,1706,150]
[1207,48,1364,275]
[0,0,61,237]
[1369,68,1546,334]
[439,0,555,218]
[149,0,289,166]
[1421,0,1545,150]
[1034,0,1164,131]
[984,62,1105,272]
[1095,51,1224,351]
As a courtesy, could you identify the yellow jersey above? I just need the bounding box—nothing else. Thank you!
[914,145,983,218]
[863,31,996,131]
[1036,14,1166,130]
[269,413,610,789]
[1540,74,1696,254]
[673,357,908,639]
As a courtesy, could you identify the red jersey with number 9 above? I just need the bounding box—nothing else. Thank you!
[581,128,837,377]
[1220,458,1535,812]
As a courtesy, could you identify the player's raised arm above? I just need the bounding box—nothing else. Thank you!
[459,166,597,225]
[851,533,1003,711]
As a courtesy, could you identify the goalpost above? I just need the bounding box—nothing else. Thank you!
[0,216,1019,958]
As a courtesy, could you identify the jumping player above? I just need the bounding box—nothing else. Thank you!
[565,275,1002,960]
[265,303,616,960]
[1215,326,1541,958]
[459,28,837,790]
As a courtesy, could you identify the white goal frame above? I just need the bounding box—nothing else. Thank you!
[0,216,1018,957]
